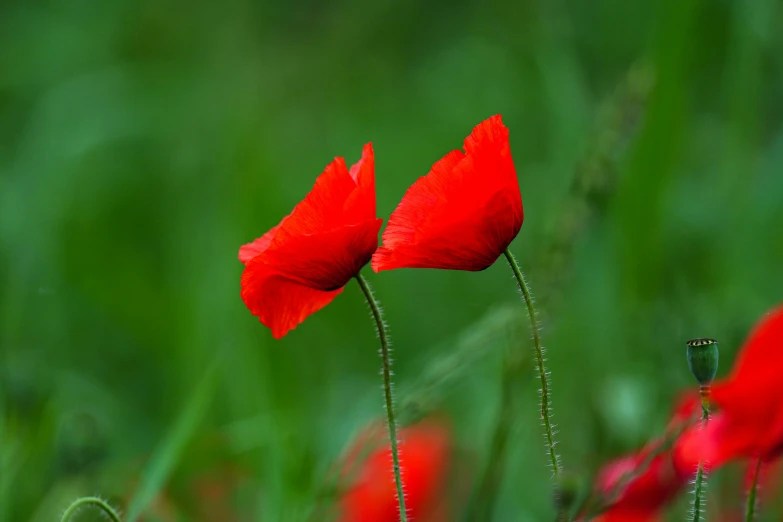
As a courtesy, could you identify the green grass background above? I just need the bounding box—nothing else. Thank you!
[2,0,783,520]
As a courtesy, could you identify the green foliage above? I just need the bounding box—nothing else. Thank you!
[2,0,783,520]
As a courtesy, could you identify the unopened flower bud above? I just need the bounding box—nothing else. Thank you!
[686,338,719,386]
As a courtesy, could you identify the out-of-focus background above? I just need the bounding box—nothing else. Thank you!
[2,0,783,520]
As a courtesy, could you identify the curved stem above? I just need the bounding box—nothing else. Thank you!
[690,386,711,522]
[745,457,763,522]
[61,497,122,522]
[503,248,562,478]
[355,272,407,522]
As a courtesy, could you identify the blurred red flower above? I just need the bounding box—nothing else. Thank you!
[675,306,783,469]
[593,451,684,522]
[371,115,523,273]
[337,418,452,522]
[590,394,699,522]
[239,144,382,338]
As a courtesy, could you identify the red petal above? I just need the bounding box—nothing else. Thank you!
[372,115,522,272]
[280,144,376,237]
[240,258,343,339]
[590,395,699,521]
[238,144,380,335]
[597,451,683,512]
[673,413,730,473]
[715,306,783,399]
[707,306,783,459]
[673,406,783,474]
[349,143,375,187]
[262,144,379,290]
[238,224,282,265]
[344,144,377,226]
[338,418,452,522]
[267,218,382,290]
[595,511,662,522]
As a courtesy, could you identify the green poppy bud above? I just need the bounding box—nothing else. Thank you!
[686,338,719,385]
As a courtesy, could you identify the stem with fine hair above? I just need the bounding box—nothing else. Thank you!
[690,386,711,522]
[503,248,562,478]
[61,497,122,522]
[355,271,407,522]
[745,457,763,521]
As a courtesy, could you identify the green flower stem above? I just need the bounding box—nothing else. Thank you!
[745,457,763,522]
[355,272,407,522]
[691,465,706,521]
[61,497,122,522]
[690,386,711,522]
[503,248,562,478]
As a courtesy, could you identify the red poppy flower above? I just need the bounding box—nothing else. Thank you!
[674,306,783,468]
[592,451,685,522]
[371,115,523,272]
[337,418,452,522]
[238,144,382,338]
[589,394,699,522]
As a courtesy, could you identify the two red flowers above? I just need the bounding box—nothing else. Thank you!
[238,115,524,338]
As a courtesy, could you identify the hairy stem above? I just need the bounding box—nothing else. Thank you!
[503,248,562,478]
[691,466,705,521]
[745,457,763,522]
[355,272,407,522]
[61,497,122,522]
[690,386,711,522]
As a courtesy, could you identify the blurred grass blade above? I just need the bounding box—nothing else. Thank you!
[0,408,20,522]
[398,304,522,425]
[125,361,220,522]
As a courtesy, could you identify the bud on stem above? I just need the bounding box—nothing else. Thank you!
[685,337,718,522]
[686,338,719,386]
